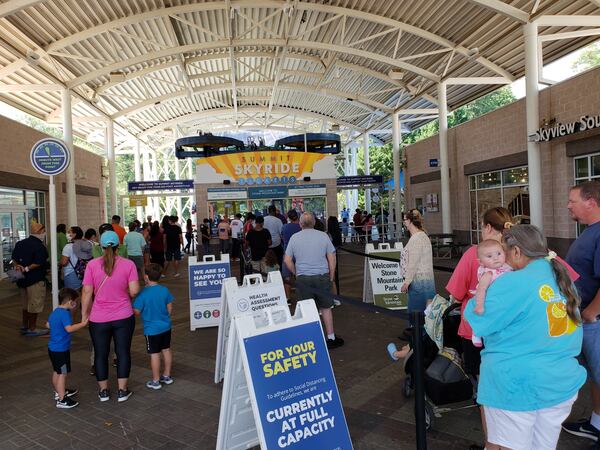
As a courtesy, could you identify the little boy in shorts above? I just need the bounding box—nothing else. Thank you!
[46,288,88,408]
[133,263,175,390]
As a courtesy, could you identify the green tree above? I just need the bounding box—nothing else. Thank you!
[572,42,600,73]
[403,86,516,145]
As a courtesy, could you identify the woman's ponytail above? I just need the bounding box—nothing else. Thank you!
[550,258,581,325]
[102,246,117,276]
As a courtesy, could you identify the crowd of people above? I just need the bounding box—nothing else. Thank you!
[12,214,185,408]
[8,179,600,449]
[208,205,345,350]
[384,180,600,450]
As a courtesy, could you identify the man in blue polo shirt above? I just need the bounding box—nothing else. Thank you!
[563,180,600,441]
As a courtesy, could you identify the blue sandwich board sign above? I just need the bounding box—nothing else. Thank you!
[216,300,353,450]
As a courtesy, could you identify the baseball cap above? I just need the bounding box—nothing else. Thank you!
[100,230,119,248]
[30,222,45,234]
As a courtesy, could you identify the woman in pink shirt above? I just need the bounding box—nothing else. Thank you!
[82,230,139,403]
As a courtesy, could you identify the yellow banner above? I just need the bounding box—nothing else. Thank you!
[129,194,147,207]
[198,151,326,183]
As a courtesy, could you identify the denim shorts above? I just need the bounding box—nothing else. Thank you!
[582,320,600,385]
[408,278,436,313]
[63,271,82,290]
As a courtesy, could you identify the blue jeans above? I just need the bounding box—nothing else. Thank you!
[582,320,600,385]
[408,278,436,326]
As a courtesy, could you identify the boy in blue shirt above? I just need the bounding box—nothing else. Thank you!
[133,263,174,390]
[46,288,88,408]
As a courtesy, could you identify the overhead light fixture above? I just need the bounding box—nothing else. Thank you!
[388,70,404,80]
[26,50,41,65]
[110,71,126,82]
[467,48,479,60]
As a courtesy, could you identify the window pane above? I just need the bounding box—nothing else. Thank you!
[477,171,501,189]
[575,158,589,179]
[470,191,478,231]
[502,167,528,186]
[0,187,24,205]
[476,188,502,227]
[593,155,600,177]
[37,192,45,207]
[25,191,36,207]
[503,186,530,224]
[469,176,476,190]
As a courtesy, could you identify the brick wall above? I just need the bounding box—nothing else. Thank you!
[0,114,104,232]
[404,66,600,244]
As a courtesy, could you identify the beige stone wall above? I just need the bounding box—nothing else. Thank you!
[0,114,104,232]
[404,66,600,243]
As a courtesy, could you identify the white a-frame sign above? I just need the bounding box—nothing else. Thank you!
[215,272,287,384]
[362,242,407,309]
[216,300,353,450]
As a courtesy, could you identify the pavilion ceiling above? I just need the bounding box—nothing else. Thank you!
[0,0,597,148]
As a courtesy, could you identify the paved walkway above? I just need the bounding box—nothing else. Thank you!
[0,249,592,449]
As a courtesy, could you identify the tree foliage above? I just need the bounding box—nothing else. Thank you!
[403,86,516,145]
[572,42,600,73]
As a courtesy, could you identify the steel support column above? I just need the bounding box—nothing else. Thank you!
[62,88,77,226]
[392,112,402,233]
[134,139,143,220]
[106,120,117,217]
[344,144,351,210]
[524,22,543,229]
[438,82,451,233]
[364,133,371,213]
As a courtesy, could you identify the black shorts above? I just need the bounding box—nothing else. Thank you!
[296,274,334,309]
[145,329,171,354]
[48,349,71,374]
[461,337,482,376]
[150,251,165,265]
[165,248,182,261]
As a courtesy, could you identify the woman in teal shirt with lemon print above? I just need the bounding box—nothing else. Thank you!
[465,224,585,450]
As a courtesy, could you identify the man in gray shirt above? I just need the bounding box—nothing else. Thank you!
[263,204,283,266]
[284,212,344,349]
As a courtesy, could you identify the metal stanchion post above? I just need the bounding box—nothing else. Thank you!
[334,251,340,296]
[412,310,427,450]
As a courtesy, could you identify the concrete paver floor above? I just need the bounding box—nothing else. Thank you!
[0,250,593,449]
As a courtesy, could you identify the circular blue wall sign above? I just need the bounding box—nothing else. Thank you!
[30,138,70,176]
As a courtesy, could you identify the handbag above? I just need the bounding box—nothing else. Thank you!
[7,269,25,283]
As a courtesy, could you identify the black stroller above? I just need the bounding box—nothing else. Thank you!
[402,300,478,430]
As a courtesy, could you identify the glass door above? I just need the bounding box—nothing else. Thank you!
[1,208,28,276]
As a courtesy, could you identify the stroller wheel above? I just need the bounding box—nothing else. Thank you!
[403,375,413,398]
[424,402,434,431]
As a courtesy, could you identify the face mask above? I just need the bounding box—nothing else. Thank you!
[34,233,46,242]
[67,233,73,242]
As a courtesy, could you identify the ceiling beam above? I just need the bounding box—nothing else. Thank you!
[0,0,46,18]
[0,83,62,92]
[112,81,390,119]
[45,1,512,82]
[465,0,529,24]
[139,106,363,137]
[444,77,511,85]
[535,15,600,26]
